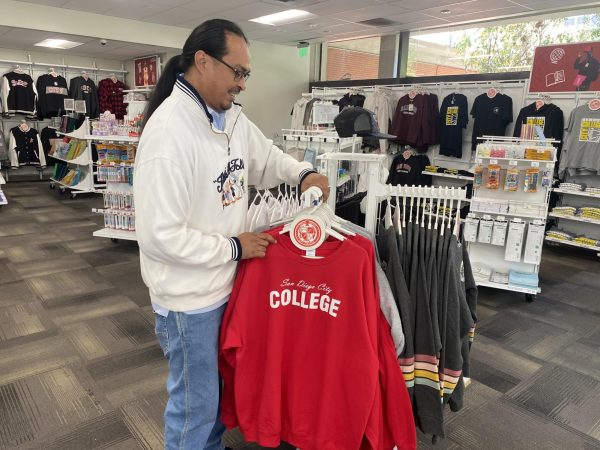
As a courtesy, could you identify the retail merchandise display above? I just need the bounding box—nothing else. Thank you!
[98,77,128,119]
[470,91,513,151]
[466,139,557,299]
[8,122,45,168]
[49,137,86,161]
[439,92,469,158]
[35,71,69,119]
[68,74,99,118]
[558,101,600,177]
[1,68,37,117]
[386,150,432,186]
[91,111,144,137]
[513,101,564,152]
[363,88,396,152]
[389,90,439,152]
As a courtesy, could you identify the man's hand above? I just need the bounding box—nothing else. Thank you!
[238,232,277,259]
[300,172,331,201]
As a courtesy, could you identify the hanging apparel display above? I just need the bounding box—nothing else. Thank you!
[8,125,46,168]
[470,93,513,151]
[35,73,68,119]
[68,76,99,118]
[290,97,309,129]
[40,126,62,166]
[98,78,128,119]
[390,93,439,153]
[558,104,600,177]
[386,151,432,187]
[439,93,469,158]
[513,102,564,153]
[364,89,396,153]
[220,228,416,449]
[376,205,476,438]
[337,92,366,111]
[2,71,37,116]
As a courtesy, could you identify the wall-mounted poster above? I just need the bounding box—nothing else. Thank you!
[134,55,159,88]
[529,41,600,93]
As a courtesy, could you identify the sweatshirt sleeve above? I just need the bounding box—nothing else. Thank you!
[8,131,18,167]
[36,133,46,167]
[513,107,526,138]
[244,116,313,189]
[2,76,9,114]
[134,155,239,268]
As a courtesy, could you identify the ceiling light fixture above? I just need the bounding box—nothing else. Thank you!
[35,39,83,49]
[440,9,451,15]
[249,9,312,26]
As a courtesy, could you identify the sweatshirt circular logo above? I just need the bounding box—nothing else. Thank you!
[293,218,322,249]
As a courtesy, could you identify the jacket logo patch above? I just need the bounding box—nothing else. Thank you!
[213,158,246,208]
[10,80,29,88]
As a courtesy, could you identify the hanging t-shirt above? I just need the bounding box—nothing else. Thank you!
[68,76,99,118]
[559,105,600,176]
[470,93,513,151]
[390,94,439,153]
[40,126,62,165]
[386,151,432,187]
[439,93,469,158]
[513,102,564,154]
[36,73,68,119]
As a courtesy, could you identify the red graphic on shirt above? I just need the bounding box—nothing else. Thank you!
[293,219,322,248]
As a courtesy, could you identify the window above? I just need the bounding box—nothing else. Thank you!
[323,36,381,81]
[407,12,600,76]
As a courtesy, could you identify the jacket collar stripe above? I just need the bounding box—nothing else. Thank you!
[175,76,214,124]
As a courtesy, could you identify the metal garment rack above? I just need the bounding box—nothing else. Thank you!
[0,56,128,182]
[466,136,558,301]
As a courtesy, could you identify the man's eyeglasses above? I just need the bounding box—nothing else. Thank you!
[208,54,251,82]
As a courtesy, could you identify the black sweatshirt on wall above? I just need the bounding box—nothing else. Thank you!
[513,102,564,155]
[68,76,99,118]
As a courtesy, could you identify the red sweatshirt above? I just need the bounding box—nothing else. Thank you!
[219,230,415,449]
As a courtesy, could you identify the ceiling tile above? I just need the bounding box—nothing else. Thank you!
[386,11,448,25]
[449,4,532,21]
[390,0,480,11]
[143,7,200,26]
[60,0,112,14]
[182,0,271,16]
[104,1,171,20]
[331,4,410,22]
[143,0,191,6]
[13,0,69,6]
[307,0,390,16]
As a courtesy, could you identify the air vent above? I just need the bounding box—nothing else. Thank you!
[358,18,400,27]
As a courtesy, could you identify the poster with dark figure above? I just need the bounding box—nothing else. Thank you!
[134,56,159,88]
[529,42,600,93]
[573,46,599,91]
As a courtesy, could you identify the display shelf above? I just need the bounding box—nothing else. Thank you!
[545,236,600,252]
[552,188,600,198]
[124,100,148,104]
[93,228,137,241]
[50,177,90,192]
[84,135,140,143]
[49,154,90,166]
[422,171,474,181]
[470,208,547,220]
[548,213,600,226]
[475,279,540,295]
[474,156,554,167]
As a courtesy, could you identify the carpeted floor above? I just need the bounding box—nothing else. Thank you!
[0,180,599,450]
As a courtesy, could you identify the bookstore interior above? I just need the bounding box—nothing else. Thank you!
[0,1,599,449]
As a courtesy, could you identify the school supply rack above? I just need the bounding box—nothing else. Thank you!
[465,136,558,302]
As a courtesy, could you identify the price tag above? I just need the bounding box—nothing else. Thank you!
[509,160,518,166]
[490,159,498,165]
[531,161,540,167]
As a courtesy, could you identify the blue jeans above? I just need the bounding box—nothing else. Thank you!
[155,304,227,450]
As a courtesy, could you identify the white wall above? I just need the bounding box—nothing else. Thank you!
[240,40,309,140]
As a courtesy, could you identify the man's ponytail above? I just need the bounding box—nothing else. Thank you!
[142,19,248,130]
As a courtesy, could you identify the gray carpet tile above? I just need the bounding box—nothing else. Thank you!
[1,181,600,449]
[508,364,600,439]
